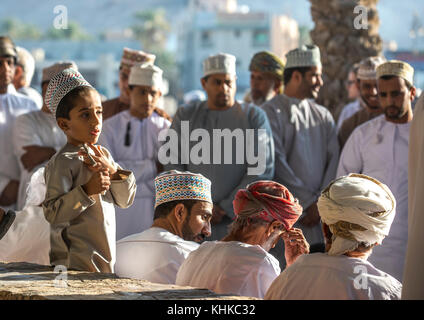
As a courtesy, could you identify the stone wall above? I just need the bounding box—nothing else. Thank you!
[309,0,382,116]
[0,262,256,300]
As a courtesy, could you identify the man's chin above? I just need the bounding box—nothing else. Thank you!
[193,234,206,243]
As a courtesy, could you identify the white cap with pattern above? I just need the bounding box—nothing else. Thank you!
[44,68,93,117]
[203,53,236,77]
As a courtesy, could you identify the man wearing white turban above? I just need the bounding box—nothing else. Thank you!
[265,174,402,300]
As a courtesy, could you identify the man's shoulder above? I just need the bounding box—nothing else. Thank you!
[175,100,205,119]
[117,227,198,251]
[351,114,385,137]
[102,97,120,107]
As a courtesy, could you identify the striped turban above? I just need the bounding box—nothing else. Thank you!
[318,174,396,256]
[249,51,285,80]
[233,181,302,230]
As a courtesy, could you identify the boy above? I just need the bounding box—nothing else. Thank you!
[99,63,170,239]
[42,68,136,272]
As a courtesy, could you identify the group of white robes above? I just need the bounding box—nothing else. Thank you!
[13,110,66,210]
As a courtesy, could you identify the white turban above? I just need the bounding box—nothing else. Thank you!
[317,174,396,256]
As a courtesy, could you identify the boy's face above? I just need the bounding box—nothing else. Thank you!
[58,89,103,146]
[128,85,161,120]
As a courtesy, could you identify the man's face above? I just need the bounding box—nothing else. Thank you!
[358,79,380,111]
[378,77,414,123]
[129,85,161,120]
[250,71,277,106]
[118,68,130,102]
[0,56,16,89]
[346,71,359,100]
[181,201,213,242]
[298,66,323,99]
[201,73,236,109]
[60,89,103,146]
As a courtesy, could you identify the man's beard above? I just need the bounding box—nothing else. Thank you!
[181,218,206,243]
[360,94,381,112]
[214,93,231,108]
[251,89,275,106]
[384,104,405,120]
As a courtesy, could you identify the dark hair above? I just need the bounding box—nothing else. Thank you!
[283,66,311,86]
[56,86,96,119]
[153,199,199,220]
[380,75,413,90]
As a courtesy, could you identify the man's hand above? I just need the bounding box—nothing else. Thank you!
[300,202,321,227]
[82,168,111,197]
[21,145,56,171]
[282,228,310,267]
[0,180,19,206]
[211,204,226,225]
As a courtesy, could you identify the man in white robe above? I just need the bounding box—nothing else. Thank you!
[13,62,71,210]
[176,180,308,299]
[115,171,213,284]
[12,46,42,109]
[402,92,424,299]
[99,63,171,240]
[337,60,416,282]
[0,36,38,212]
[162,53,274,242]
[265,174,402,300]
[262,45,339,249]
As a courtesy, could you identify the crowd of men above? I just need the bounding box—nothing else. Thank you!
[0,33,423,299]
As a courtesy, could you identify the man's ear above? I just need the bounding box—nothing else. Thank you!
[173,203,187,223]
[266,220,283,237]
[125,86,131,100]
[200,77,207,90]
[410,86,417,102]
[57,118,69,132]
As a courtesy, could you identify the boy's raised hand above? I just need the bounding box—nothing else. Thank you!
[79,144,120,180]
[82,167,110,197]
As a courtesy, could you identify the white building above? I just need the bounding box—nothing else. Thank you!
[176,0,299,98]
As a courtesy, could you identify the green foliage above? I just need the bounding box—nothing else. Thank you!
[131,9,170,52]
[0,18,42,40]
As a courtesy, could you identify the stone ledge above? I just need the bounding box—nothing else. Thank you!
[0,262,257,300]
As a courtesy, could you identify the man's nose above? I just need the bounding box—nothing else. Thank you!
[203,222,211,238]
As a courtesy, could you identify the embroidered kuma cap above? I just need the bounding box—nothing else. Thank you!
[154,170,212,208]
[285,45,322,69]
[44,68,93,117]
[203,53,236,77]
[42,61,78,83]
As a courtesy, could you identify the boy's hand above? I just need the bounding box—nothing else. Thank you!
[82,168,111,197]
[79,144,119,179]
